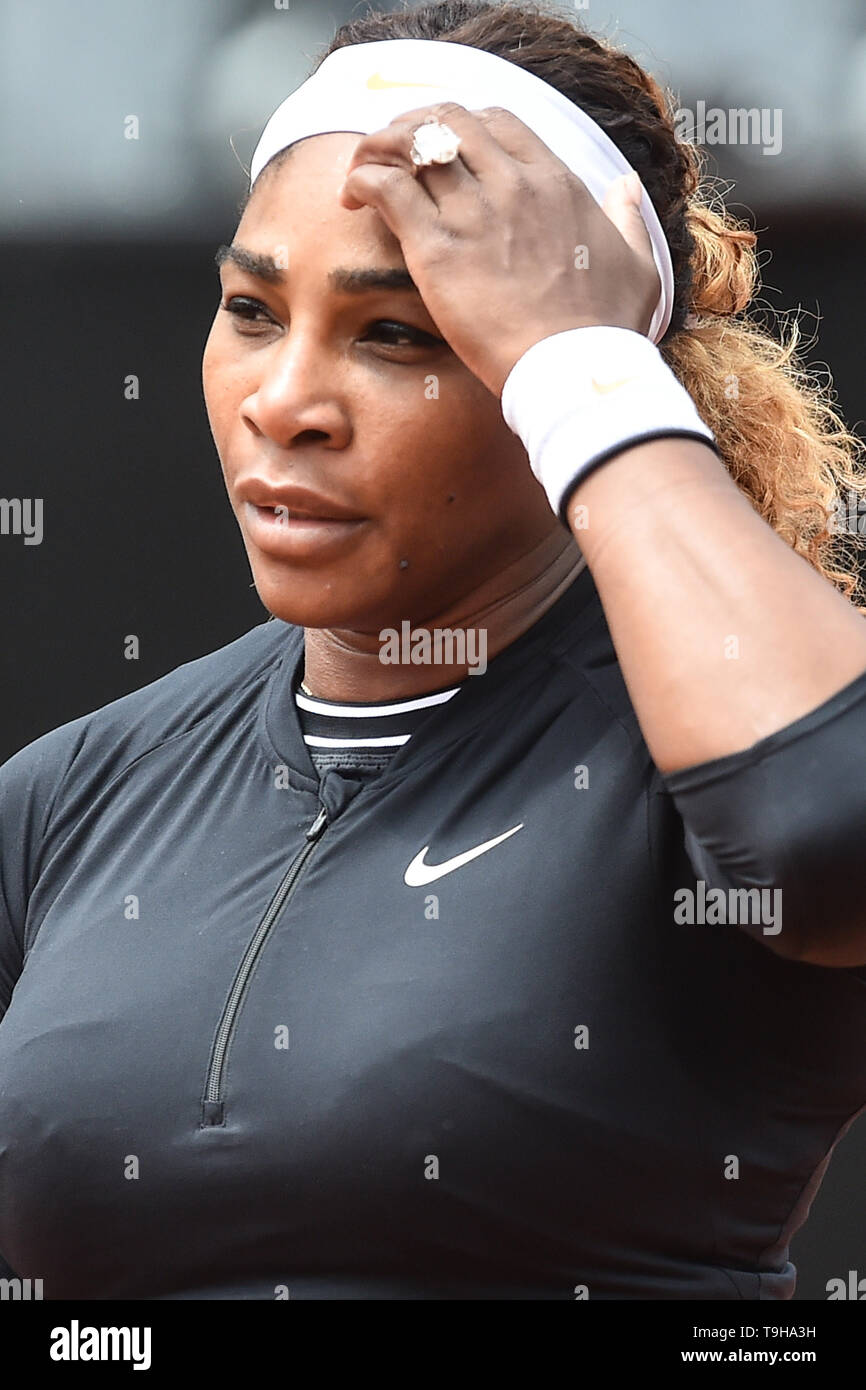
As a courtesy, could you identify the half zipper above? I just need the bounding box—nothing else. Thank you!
[200,804,328,1127]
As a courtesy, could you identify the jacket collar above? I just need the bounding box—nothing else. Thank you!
[260,562,601,785]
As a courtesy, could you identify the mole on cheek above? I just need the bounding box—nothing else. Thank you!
[446,494,456,503]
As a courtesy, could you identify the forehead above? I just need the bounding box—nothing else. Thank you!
[239,131,402,258]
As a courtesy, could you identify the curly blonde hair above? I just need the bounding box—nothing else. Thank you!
[311,0,866,610]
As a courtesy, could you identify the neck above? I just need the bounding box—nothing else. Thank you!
[302,530,585,702]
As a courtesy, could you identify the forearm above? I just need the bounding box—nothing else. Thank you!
[567,436,866,774]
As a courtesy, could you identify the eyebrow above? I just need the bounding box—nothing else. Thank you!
[214,243,419,294]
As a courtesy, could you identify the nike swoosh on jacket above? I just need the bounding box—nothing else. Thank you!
[403,824,524,886]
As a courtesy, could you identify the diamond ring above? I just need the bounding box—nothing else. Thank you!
[409,117,462,168]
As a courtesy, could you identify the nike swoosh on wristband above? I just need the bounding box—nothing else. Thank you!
[590,376,636,394]
[367,73,442,90]
[403,824,524,886]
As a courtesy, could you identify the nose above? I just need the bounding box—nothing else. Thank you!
[241,325,352,452]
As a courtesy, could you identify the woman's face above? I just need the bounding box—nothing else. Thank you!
[202,131,559,632]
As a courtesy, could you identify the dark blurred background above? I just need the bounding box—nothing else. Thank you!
[1,0,864,1299]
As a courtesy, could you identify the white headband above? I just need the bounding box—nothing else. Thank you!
[249,38,674,344]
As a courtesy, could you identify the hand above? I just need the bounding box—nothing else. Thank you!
[338,102,661,397]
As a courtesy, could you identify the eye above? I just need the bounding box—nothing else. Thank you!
[219,300,444,349]
[220,296,275,331]
[364,320,444,348]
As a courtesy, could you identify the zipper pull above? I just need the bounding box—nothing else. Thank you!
[306,805,328,841]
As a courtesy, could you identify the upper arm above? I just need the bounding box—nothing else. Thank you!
[659,666,866,967]
[0,751,36,1021]
[0,724,86,1022]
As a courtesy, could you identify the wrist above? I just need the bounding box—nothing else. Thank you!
[564,434,730,566]
[500,325,719,521]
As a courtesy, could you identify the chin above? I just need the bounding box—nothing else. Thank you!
[252,572,393,634]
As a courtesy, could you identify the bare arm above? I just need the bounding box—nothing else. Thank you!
[566,436,866,776]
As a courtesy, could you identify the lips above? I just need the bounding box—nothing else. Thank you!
[235,478,368,561]
[237,480,365,523]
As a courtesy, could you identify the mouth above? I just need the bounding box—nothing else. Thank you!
[236,481,369,561]
[238,480,366,521]
[251,503,361,525]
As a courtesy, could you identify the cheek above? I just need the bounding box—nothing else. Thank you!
[357,418,469,538]
[201,315,221,398]
[201,328,227,440]
[354,405,523,578]
[201,324,248,452]
[364,385,517,517]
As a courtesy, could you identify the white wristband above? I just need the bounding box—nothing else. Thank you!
[500,326,718,520]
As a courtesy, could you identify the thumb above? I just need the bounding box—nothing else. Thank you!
[602,171,654,260]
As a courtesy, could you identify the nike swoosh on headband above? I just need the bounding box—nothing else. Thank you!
[404,823,524,887]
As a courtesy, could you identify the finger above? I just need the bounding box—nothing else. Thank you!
[339,142,440,211]
[407,105,599,219]
[341,113,477,207]
[602,172,661,332]
[349,102,516,183]
[339,158,439,244]
[602,172,657,266]
[468,105,582,177]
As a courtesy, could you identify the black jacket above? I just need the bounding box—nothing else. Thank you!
[2,565,866,1299]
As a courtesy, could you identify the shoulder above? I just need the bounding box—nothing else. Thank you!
[0,618,296,827]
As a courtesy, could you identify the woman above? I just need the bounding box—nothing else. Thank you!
[2,0,866,1300]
